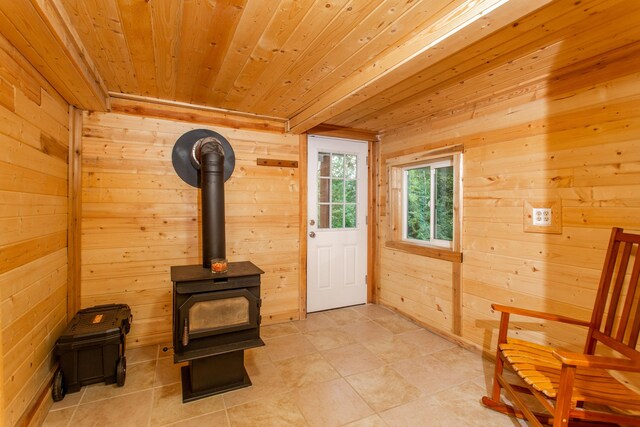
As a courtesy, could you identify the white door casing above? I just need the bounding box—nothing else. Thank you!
[307,135,368,313]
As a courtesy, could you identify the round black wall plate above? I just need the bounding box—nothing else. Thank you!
[172,129,235,187]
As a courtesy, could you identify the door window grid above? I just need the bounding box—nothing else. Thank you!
[318,152,357,229]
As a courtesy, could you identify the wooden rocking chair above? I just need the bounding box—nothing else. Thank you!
[482,227,640,427]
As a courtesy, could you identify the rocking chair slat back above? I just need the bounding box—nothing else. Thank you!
[586,227,640,357]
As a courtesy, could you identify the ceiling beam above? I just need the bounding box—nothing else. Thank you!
[0,0,109,111]
[286,0,553,134]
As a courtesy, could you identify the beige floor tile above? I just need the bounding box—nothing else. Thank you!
[342,414,388,427]
[323,307,366,325]
[42,407,76,427]
[155,356,185,386]
[373,315,420,334]
[223,378,289,409]
[294,312,337,333]
[275,352,340,388]
[49,387,85,410]
[69,389,153,427]
[150,382,225,426]
[244,353,281,380]
[361,335,423,364]
[165,410,229,427]
[346,366,422,412]
[350,304,393,320]
[244,345,271,371]
[322,343,385,377]
[396,329,456,354]
[380,396,462,427]
[392,354,471,395]
[126,345,159,364]
[264,333,317,362]
[293,378,374,427]
[305,327,357,351]
[431,346,484,377]
[340,320,394,343]
[260,322,300,339]
[227,392,308,427]
[432,381,527,427]
[224,356,288,408]
[81,359,156,403]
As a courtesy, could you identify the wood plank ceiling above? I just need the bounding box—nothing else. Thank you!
[3,0,640,134]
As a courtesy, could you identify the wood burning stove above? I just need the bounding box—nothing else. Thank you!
[171,262,263,402]
[171,130,264,402]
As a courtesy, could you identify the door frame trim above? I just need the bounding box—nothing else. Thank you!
[299,135,377,319]
[298,134,308,320]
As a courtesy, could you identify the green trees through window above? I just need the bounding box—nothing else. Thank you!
[406,167,430,240]
[404,160,454,246]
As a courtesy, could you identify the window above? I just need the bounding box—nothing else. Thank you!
[317,152,358,229]
[387,150,461,261]
[402,159,454,248]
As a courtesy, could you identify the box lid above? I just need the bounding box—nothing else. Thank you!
[57,304,130,344]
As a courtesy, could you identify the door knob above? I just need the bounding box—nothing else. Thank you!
[309,231,316,238]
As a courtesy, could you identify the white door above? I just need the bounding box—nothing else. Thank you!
[307,135,368,313]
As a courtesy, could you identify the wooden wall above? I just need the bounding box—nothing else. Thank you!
[81,98,301,348]
[0,34,70,426]
[377,42,640,354]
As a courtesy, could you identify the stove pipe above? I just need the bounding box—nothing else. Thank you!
[198,139,225,268]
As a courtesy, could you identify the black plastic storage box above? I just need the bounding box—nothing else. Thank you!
[52,304,132,401]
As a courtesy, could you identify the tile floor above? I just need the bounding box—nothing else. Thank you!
[43,304,526,426]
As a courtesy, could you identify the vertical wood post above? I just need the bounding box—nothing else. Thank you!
[67,106,83,319]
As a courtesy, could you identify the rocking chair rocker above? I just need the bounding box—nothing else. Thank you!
[482,227,640,426]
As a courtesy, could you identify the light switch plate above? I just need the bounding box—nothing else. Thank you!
[524,200,562,234]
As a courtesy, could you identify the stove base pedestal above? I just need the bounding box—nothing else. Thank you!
[180,350,251,402]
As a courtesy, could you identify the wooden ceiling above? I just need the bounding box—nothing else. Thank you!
[2,0,640,134]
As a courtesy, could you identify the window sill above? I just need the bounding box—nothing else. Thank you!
[385,240,462,263]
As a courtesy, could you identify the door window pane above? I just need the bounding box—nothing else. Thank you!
[331,154,344,178]
[331,204,344,228]
[345,155,357,179]
[331,179,344,203]
[318,178,330,203]
[318,153,331,177]
[318,204,330,228]
[345,180,357,203]
[345,204,356,228]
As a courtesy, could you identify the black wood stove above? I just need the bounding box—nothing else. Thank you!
[171,262,263,402]
[170,129,264,402]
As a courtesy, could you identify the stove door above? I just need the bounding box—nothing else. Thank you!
[178,289,259,345]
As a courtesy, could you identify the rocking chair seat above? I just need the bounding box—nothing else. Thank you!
[501,338,640,411]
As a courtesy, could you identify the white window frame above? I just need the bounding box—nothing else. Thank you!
[401,158,453,249]
[386,148,462,262]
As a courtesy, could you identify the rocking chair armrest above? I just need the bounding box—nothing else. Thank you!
[491,304,591,327]
[553,350,640,372]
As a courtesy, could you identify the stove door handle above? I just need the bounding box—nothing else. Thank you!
[182,318,189,347]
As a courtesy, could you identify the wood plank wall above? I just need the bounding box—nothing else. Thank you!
[81,98,300,348]
[377,43,640,355]
[0,34,70,426]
